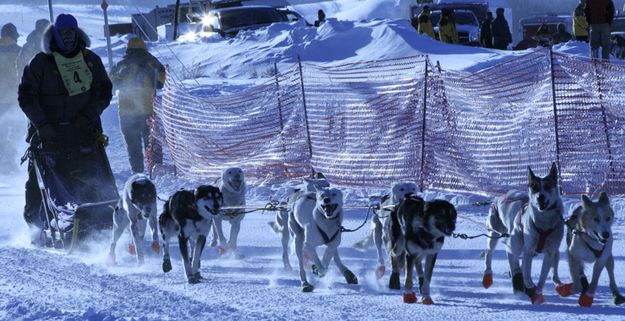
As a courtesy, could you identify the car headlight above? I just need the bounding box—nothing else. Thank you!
[470,30,479,42]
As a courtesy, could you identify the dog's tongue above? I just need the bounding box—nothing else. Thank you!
[324,204,335,216]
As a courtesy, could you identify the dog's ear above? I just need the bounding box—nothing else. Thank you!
[548,162,558,182]
[527,166,536,182]
[599,192,610,206]
[581,194,592,208]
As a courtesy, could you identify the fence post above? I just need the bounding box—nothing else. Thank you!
[419,58,429,192]
[297,56,315,175]
[548,47,563,188]
[593,60,615,177]
[274,62,287,159]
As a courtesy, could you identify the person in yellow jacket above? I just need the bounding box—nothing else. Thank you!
[438,8,459,44]
[411,5,435,38]
[109,37,165,173]
[573,0,589,42]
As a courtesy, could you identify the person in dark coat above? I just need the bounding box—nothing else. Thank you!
[480,12,493,48]
[534,24,554,47]
[0,23,22,171]
[585,0,615,59]
[492,7,512,50]
[552,23,573,44]
[109,37,165,173]
[18,14,112,233]
[18,19,50,74]
[314,9,326,27]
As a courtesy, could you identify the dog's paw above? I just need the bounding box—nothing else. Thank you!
[312,264,327,277]
[151,241,160,254]
[210,238,218,247]
[530,292,545,305]
[613,292,625,305]
[556,283,574,297]
[512,273,525,294]
[343,270,358,285]
[193,272,203,281]
[162,258,172,273]
[283,263,293,272]
[105,253,116,267]
[187,277,200,284]
[375,265,385,280]
[482,273,493,289]
[389,272,400,290]
[302,281,314,293]
[421,296,434,305]
[403,291,417,304]
[128,243,136,255]
[579,293,594,307]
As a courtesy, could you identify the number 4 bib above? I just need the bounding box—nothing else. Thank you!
[53,51,93,97]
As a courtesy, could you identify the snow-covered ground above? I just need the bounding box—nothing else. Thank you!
[1,2,624,320]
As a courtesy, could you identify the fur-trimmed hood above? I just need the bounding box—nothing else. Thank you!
[42,25,90,54]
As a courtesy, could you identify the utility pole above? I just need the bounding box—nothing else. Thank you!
[173,0,181,40]
[101,0,114,70]
[47,0,54,22]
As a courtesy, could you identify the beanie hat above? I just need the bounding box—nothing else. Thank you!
[53,14,78,50]
[35,19,50,33]
[127,37,147,52]
[1,23,19,41]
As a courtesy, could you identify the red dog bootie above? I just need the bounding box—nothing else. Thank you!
[375,265,386,280]
[482,273,493,289]
[403,291,417,304]
[151,241,160,254]
[579,293,594,307]
[422,296,434,305]
[556,283,574,297]
[128,243,136,255]
[531,293,545,305]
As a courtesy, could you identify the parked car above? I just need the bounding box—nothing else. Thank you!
[518,14,572,40]
[194,5,293,37]
[429,9,481,45]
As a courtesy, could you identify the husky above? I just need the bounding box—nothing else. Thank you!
[353,182,418,279]
[211,167,246,257]
[385,196,457,304]
[269,173,329,271]
[562,193,625,307]
[482,163,566,304]
[107,174,158,266]
[159,185,223,284]
[289,186,358,292]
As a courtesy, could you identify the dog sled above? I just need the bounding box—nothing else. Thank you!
[29,128,119,252]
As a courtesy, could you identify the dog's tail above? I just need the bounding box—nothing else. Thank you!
[158,200,171,241]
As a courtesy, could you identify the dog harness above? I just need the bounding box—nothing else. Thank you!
[316,224,340,244]
[514,201,560,254]
[573,229,606,258]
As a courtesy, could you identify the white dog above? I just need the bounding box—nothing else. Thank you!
[562,192,625,307]
[290,186,358,292]
[212,167,246,257]
[483,163,566,304]
[269,174,330,270]
[107,174,158,266]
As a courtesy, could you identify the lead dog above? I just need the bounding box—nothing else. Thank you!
[159,185,223,283]
[290,186,358,292]
[269,173,330,270]
[483,163,566,304]
[563,192,625,307]
[107,174,158,266]
[212,167,246,257]
[385,195,457,304]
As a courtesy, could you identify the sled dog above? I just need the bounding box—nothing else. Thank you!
[385,195,457,304]
[563,192,625,307]
[107,174,158,266]
[269,172,329,270]
[159,185,223,283]
[483,163,566,304]
[290,186,358,292]
[211,167,246,257]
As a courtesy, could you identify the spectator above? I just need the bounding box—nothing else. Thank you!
[314,9,326,27]
[513,33,538,50]
[0,22,22,171]
[534,24,553,47]
[412,5,435,39]
[18,14,112,234]
[553,23,573,44]
[585,0,615,59]
[480,12,494,48]
[109,37,165,173]
[18,19,49,75]
[492,7,512,50]
[438,8,459,44]
[573,0,589,42]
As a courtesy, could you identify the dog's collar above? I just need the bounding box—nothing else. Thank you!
[573,229,607,258]
[203,205,220,216]
[316,223,340,244]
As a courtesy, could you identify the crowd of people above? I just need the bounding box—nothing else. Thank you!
[411,0,617,60]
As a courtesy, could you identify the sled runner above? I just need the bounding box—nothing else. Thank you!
[30,128,119,252]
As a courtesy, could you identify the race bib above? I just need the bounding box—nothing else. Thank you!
[52,51,93,97]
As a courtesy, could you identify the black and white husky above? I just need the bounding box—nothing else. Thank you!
[211,167,246,257]
[289,186,358,292]
[483,163,566,304]
[269,173,330,271]
[107,174,158,266]
[159,185,223,284]
[562,192,625,307]
[385,195,457,304]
